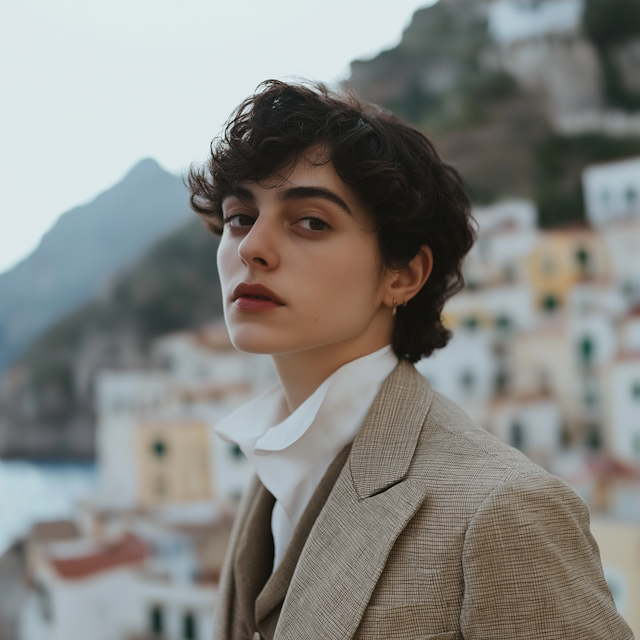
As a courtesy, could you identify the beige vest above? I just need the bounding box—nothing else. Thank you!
[227,442,352,640]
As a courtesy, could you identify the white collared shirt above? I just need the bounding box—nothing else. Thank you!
[214,344,399,571]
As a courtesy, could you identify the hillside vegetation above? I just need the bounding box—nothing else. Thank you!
[0,220,221,458]
[349,0,640,227]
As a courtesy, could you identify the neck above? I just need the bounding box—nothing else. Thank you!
[272,330,393,413]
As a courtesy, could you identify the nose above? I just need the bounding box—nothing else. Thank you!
[237,216,279,270]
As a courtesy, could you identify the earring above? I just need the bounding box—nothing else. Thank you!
[392,299,398,316]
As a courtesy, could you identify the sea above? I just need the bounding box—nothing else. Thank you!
[0,459,97,556]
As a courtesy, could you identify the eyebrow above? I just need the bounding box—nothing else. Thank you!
[223,185,256,205]
[223,185,353,216]
[280,186,353,216]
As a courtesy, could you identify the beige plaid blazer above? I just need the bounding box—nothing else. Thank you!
[214,360,633,640]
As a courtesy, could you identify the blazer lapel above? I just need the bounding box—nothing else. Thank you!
[255,441,353,636]
[212,473,263,640]
[275,360,434,640]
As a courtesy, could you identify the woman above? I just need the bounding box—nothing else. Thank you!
[189,80,632,640]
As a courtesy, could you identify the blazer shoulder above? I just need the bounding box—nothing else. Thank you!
[409,386,564,504]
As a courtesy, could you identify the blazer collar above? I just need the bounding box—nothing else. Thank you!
[275,359,434,640]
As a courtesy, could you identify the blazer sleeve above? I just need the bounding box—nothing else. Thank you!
[460,472,634,640]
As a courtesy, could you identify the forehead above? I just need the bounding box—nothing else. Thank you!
[256,154,346,194]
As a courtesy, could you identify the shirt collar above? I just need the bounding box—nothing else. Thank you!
[214,344,398,455]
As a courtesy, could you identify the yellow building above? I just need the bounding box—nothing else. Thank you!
[525,226,609,313]
[136,421,212,508]
[590,518,640,635]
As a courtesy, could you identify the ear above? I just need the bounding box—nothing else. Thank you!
[385,245,433,309]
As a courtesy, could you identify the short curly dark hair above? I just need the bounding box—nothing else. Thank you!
[189,80,476,363]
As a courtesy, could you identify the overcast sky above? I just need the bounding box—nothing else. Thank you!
[0,0,437,275]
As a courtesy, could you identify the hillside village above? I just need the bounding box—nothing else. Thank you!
[2,0,640,639]
[14,153,640,640]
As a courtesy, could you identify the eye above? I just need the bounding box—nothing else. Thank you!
[297,216,331,232]
[223,213,255,228]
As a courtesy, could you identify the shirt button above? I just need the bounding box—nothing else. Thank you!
[253,633,261,640]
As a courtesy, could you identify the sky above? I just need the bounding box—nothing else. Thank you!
[0,0,437,276]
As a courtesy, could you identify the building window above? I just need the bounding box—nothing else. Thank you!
[633,432,640,457]
[183,611,198,640]
[150,605,164,636]
[495,370,509,395]
[460,370,475,393]
[601,189,611,209]
[576,247,590,273]
[35,582,53,623]
[585,389,597,406]
[152,438,168,459]
[463,316,479,331]
[495,315,512,332]
[541,293,559,312]
[230,444,244,460]
[632,382,640,400]
[579,336,595,365]
[510,422,524,450]
[626,187,638,210]
[585,425,601,450]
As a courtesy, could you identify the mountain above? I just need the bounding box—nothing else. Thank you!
[0,158,192,376]
[0,219,222,459]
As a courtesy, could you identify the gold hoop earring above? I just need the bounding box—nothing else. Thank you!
[392,299,398,316]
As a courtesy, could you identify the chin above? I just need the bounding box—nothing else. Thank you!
[227,323,296,355]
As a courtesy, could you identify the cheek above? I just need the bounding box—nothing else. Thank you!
[216,236,237,287]
[296,240,380,319]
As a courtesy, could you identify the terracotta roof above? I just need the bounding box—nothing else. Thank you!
[47,533,148,580]
[587,453,640,482]
[625,305,640,319]
[489,390,554,408]
[614,350,640,362]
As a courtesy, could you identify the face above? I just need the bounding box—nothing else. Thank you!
[217,153,395,356]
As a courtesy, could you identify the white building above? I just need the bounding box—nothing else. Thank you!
[20,525,220,640]
[583,156,640,228]
[601,221,640,306]
[510,317,583,433]
[21,532,150,640]
[620,309,640,353]
[601,354,640,464]
[95,323,275,510]
[416,330,498,425]
[487,393,563,465]
[465,200,539,288]
[488,0,584,45]
[151,323,274,391]
[444,282,536,334]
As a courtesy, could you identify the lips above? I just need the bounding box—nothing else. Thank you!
[232,282,285,305]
